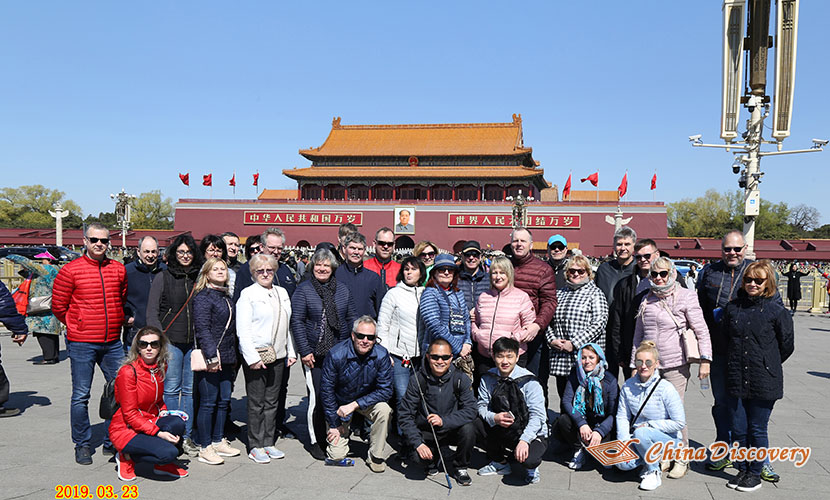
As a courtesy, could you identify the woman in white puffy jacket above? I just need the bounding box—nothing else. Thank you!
[236,253,297,464]
[376,256,426,408]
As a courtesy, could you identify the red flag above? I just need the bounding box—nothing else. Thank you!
[580,172,598,187]
[618,173,628,198]
[650,173,657,190]
[203,174,212,186]
[253,173,259,186]
[179,173,189,186]
[229,174,236,187]
[562,174,572,200]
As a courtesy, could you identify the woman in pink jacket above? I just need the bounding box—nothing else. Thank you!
[631,256,711,478]
[471,256,536,386]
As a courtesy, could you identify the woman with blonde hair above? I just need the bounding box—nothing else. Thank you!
[547,254,608,404]
[413,240,439,275]
[192,257,239,465]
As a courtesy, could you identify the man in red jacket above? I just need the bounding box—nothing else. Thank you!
[52,223,127,466]
[364,227,400,289]
[509,228,557,405]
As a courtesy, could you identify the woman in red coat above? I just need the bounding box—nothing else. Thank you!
[110,326,188,481]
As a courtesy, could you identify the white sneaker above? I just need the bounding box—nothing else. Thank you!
[639,470,662,491]
[568,449,587,470]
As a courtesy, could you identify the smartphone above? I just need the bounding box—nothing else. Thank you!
[507,411,515,420]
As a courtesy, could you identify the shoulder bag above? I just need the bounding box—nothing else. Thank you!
[255,289,281,365]
[629,379,661,434]
[191,298,233,371]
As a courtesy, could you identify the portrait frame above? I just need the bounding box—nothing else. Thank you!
[393,206,416,234]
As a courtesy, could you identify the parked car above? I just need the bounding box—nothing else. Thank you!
[672,259,700,278]
[0,246,80,262]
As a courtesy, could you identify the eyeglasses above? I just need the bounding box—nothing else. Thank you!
[549,244,566,251]
[428,354,452,361]
[87,237,110,244]
[138,340,161,349]
[420,251,437,258]
[463,252,481,259]
[255,269,275,276]
[376,241,394,248]
[634,359,655,368]
[635,253,653,261]
[249,246,263,254]
[650,270,670,279]
[436,267,455,274]
[353,332,376,341]
[566,268,587,276]
[176,250,193,256]
[743,276,766,285]
[722,246,744,254]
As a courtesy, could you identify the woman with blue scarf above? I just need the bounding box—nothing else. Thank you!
[552,342,618,470]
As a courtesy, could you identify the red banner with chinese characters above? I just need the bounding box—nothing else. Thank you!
[243,211,363,226]
[447,213,580,228]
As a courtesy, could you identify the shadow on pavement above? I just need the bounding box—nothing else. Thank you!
[7,390,51,412]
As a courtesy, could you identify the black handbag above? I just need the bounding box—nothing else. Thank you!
[99,365,136,420]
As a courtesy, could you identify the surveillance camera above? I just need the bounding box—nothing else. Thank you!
[688,134,702,142]
[812,138,829,147]
[732,165,740,174]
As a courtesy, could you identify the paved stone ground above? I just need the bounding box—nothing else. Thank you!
[2,313,829,500]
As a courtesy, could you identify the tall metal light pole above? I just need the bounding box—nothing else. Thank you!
[110,189,136,250]
[690,0,824,259]
[507,190,534,229]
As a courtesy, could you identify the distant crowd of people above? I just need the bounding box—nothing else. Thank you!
[0,222,807,493]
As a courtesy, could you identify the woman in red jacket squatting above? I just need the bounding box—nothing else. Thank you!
[110,326,189,481]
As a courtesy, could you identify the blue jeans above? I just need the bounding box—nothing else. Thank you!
[616,426,681,474]
[68,340,123,449]
[728,397,775,476]
[196,368,234,447]
[164,342,194,439]
[122,415,185,464]
[710,354,747,444]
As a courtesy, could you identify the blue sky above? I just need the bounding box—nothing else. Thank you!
[2,1,828,223]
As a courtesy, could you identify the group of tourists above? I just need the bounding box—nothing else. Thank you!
[0,222,795,493]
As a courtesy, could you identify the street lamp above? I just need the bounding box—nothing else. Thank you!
[110,189,136,250]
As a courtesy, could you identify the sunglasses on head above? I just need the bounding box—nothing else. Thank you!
[376,241,394,248]
[635,253,652,261]
[634,359,655,368]
[428,354,452,361]
[650,270,670,279]
[87,237,110,244]
[743,276,766,285]
[566,268,587,276]
[138,340,161,349]
[353,332,376,341]
[549,243,566,251]
[722,246,744,253]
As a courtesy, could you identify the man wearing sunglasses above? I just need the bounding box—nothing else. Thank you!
[458,240,488,322]
[53,223,128,465]
[321,316,393,471]
[364,227,401,289]
[398,338,477,485]
[546,234,569,289]
[232,227,296,303]
[595,226,637,308]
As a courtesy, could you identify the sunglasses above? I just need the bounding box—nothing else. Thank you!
[549,244,566,251]
[650,270,670,279]
[743,276,766,285]
[463,252,481,258]
[87,237,110,244]
[566,268,587,276]
[138,340,161,349]
[428,354,452,361]
[635,253,652,261]
[249,246,263,254]
[722,246,744,254]
[420,251,437,258]
[353,332,376,341]
[376,241,394,248]
[255,268,275,276]
[634,359,655,368]
[436,267,455,274]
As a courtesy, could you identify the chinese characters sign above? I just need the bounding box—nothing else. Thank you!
[243,211,363,226]
[447,213,580,228]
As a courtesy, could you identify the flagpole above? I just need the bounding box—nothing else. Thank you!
[233,170,236,199]
[568,170,572,202]
[653,169,656,202]
[596,169,599,204]
[625,169,628,204]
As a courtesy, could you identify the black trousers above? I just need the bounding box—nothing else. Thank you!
[242,359,286,449]
[306,355,328,450]
[413,421,476,472]
[473,417,548,469]
[552,412,611,448]
[276,361,291,430]
[34,333,59,362]
[0,342,9,407]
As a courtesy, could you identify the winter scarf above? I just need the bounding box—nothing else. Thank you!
[312,276,340,356]
[572,342,608,418]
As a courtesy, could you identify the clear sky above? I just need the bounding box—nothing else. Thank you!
[2,1,828,223]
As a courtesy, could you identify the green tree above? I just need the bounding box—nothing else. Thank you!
[667,189,741,238]
[131,190,174,229]
[84,212,118,228]
[0,185,83,229]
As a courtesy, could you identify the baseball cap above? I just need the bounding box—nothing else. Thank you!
[461,240,481,253]
[548,234,567,247]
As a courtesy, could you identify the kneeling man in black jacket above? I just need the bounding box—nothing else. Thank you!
[399,338,477,486]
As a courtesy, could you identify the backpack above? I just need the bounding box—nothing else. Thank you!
[489,374,536,442]
[99,365,136,420]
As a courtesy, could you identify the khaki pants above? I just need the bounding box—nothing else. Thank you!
[660,364,691,447]
[326,402,391,461]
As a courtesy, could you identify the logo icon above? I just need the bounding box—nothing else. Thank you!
[585,439,640,467]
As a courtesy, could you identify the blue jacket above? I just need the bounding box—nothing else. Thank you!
[290,279,356,358]
[335,262,385,319]
[193,287,237,365]
[419,286,471,356]
[561,369,619,438]
[124,260,165,330]
[615,371,685,442]
[320,338,393,428]
[478,365,548,443]
[0,281,27,336]
[458,266,489,313]
[233,261,296,303]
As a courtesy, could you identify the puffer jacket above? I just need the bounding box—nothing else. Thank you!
[458,266,489,315]
[472,286,536,358]
[615,371,685,442]
[146,265,198,345]
[419,286,471,356]
[364,256,401,289]
[398,360,477,448]
[697,260,751,356]
[376,281,423,358]
[478,365,548,443]
[561,369,619,438]
[724,292,794,401]
[192,287,237,365]
[124,259,165,331]
[290,279,356,358]
[0,281,27,336]
[630,286,712,369]
[511,253,557,329]
[109,358,167,452]
[52,254,127,343]
[320,339,393,428]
